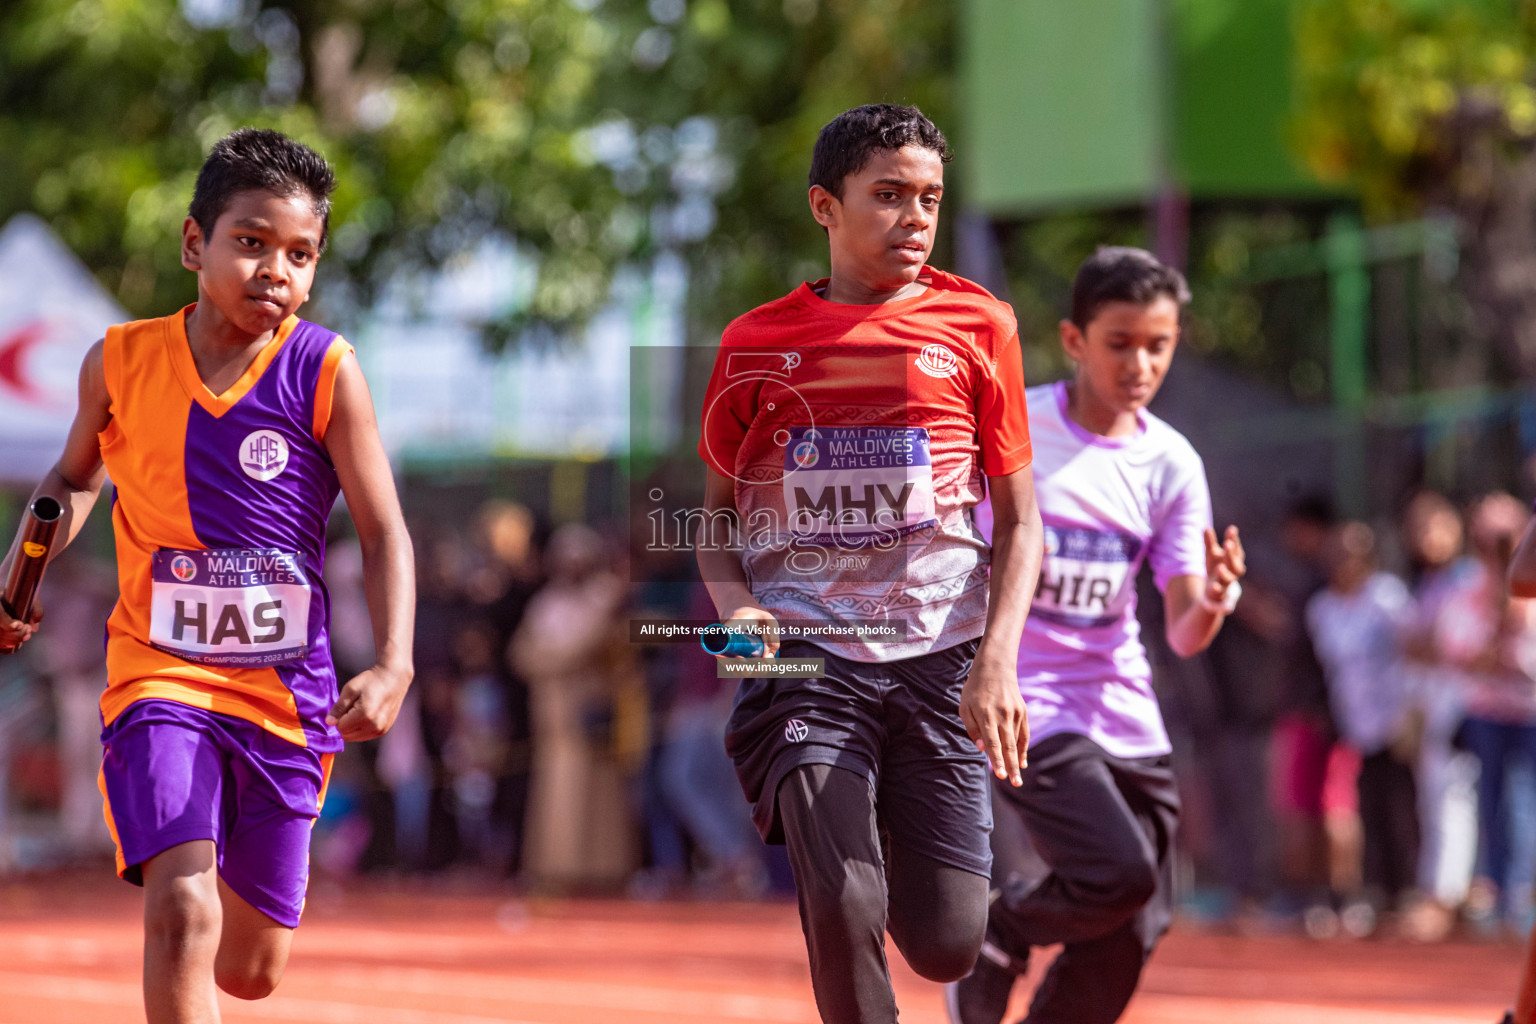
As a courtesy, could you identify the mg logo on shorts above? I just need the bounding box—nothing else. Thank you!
[784,718,809,743]
[240,430,290,482]
[915,343,959,379]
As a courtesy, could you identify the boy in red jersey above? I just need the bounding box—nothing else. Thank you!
[0,129,415,1023]
[696,104,1043,1024]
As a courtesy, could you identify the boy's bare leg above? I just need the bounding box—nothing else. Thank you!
[141,841,222,1024]
[214,877,293,1000]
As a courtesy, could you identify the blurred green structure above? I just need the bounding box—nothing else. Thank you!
[959,0,1532,515]
[962,0,1314,215]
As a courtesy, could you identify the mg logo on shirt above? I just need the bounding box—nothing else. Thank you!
[240,430,290,482]
[915,343,959,379]
[784,718,809,743]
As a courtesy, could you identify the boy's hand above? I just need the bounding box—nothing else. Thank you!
[1203,525,1246,605]
[960,650,1029,786]
[719,604,781,658]
[326,664,413,741]
[0,598,43,653]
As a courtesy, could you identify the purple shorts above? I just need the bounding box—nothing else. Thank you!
[98,699,334,928]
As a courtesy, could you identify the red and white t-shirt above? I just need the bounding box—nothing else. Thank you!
[698,269,1032,661]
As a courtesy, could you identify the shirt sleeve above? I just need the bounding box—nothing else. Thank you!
[697,335,751,478]
[1147,451,1214,593]
[975,331,1032,476]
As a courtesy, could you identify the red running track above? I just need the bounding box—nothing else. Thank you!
[0,872,1518,1023]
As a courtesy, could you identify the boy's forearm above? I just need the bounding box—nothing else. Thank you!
[359,523,415,677]
[978,504,1043,668]
[1167,599,1223,658]
[1,467,104,577]
[695,541,757,618]
[1512,520,1536,598]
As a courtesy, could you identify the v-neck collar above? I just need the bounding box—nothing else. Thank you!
[167,303,297,417]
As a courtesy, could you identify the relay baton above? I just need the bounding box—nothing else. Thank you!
[0,496,64,651]
[700,623,766,658]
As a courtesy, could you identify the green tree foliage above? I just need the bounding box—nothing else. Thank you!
[0,0,952,342]
[1293,0,1536,377]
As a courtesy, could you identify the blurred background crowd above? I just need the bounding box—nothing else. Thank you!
[13,480,1536,952]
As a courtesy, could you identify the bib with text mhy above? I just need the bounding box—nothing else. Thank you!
[149,548,311,666]
[783,426,937,547]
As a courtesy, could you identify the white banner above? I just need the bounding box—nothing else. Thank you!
[0,214,128,483]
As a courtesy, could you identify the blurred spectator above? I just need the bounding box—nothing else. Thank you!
[628,563,696,898]
[469,500,540,876]
[375,686,432,870]
[1193,579,1287,919]
[1307,521,1418,928]
[326,519,376,680]
[444,622,512,871]
[414,526,476,870]
[1436,493,1536,935]
[33,548,116,858]
[1400,491,1480,940]
[656,585,764,897]
[1269,497,1346,926]
[512,523,644,891]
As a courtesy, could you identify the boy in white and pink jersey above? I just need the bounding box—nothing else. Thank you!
[948,248,1246,1024]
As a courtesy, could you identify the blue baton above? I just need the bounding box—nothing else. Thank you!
[700,623,766,658]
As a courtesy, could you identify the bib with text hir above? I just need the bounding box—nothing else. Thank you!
[1031,524,1144,629]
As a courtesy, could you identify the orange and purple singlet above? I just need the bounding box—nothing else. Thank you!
[97,305,352,750]
[94,307,352,920]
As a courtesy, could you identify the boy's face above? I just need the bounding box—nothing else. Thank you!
[809,144,943,292]
[181,189,323,337]
[1060,297,1180,415]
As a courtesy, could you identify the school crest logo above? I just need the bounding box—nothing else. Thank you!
[784,718,810,743]
[170,555,197,582]
[240,430,289,482]
[916,343,959,379]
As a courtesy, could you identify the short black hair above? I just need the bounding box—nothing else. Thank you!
[189,128,337,252]
[1070,246,1190,329]
[809,104,950,200]
[1285,494,1337,528]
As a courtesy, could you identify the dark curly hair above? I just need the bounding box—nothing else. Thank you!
[809,104,950,199]
[189,128,337,252]
[1070,247,1190,329]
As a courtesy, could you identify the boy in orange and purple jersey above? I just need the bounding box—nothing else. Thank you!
[0,129,415,1023]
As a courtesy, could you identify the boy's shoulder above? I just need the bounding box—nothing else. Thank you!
[1136,406,1204,470]
[108,310,179,342]
[721,285,821,345]
[720,271,1018,346]
[917,269,1018,335]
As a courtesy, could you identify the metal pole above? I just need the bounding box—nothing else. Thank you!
[1325,211,1370,516]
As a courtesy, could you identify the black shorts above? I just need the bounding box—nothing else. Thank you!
[724,637,992,877]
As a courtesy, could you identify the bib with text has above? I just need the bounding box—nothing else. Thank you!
[150,548,311,667]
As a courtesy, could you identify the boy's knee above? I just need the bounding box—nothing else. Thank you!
[145,879,220,949]
[804,868,886,936]
[1093,857,1158,913]
[901,933,983,983]
[215,959,284,1001]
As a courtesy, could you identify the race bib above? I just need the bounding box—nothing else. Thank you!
[783,426,937,547]
[1031,524,1144,629]
[149,548,311,666]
